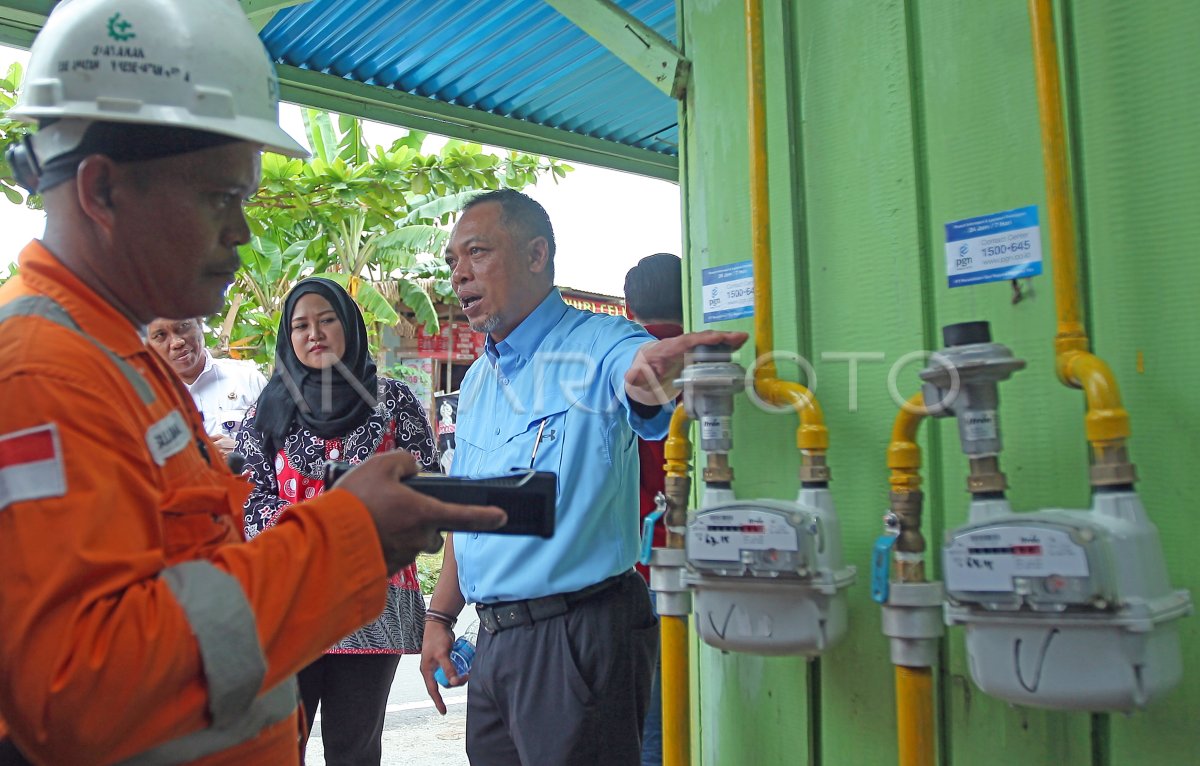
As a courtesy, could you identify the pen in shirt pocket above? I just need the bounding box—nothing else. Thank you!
[529,418,549,469]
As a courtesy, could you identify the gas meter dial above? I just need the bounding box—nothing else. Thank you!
[944,519,1112,612]
[686,503,816,578]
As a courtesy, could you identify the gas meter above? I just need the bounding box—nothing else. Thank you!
[685,489,855,656]
[926,322,1191,712]
[644,344,856,656]
[944,493,1191,711]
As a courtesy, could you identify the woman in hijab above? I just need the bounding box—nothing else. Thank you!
[236,277,435,765]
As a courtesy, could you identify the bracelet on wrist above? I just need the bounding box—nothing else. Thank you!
[424,610,457,629]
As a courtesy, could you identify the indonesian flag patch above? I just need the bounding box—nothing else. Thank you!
[0,424,67,509]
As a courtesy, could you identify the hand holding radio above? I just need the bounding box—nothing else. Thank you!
[330,452,509,572]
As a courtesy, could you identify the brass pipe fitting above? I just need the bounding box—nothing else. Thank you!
[890,490,926,556]
[703,452,734,485]
[663,474,691,549]
[800,451,831,484]
[1089,443,1138,487]
[966,456,1008,495]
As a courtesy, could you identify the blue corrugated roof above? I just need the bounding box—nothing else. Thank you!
[261,0,679,157]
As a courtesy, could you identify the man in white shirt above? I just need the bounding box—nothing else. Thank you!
[147,317,267,457]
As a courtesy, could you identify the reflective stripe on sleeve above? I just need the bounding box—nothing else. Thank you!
[0,295,155,405]
[111,561,300,764]
[161,561,267,728]
[116,676,298,766]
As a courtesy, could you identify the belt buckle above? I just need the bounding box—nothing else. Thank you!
[479,607,500,634]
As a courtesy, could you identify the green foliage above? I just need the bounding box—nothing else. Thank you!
[0,261,18,288]
[383,361,433,392]
[0,62,38,209]
[0,88,572,368]
[415,548,445,596]
[221,110,571,366]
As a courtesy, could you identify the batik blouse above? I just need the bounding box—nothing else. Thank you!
[236,377,436,653]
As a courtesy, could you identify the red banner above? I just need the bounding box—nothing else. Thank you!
[561,295,628,317]
[417,322,485,361]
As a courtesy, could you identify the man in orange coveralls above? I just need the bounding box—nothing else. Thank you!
[0,1,504,764]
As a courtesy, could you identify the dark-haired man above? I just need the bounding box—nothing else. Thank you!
[147,317,266,456]
[624,252,685,766]
[420,191,746,766]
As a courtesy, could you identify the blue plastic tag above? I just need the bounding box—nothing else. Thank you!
[871,535,898,604]
[639,509,667,566]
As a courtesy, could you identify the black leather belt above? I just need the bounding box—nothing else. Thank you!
[476,570,635,634]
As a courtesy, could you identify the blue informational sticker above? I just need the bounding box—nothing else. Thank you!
[944,205,1043,288]
[701,260,755,323]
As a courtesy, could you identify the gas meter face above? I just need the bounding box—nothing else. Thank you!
[687,504,815,577]
[943,522,1111,611]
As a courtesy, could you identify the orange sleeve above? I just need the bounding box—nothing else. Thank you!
[0,367,386,764]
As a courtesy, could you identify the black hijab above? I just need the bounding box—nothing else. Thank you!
[253,277,378,457]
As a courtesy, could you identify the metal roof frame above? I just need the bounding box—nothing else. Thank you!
[0,0,683,180]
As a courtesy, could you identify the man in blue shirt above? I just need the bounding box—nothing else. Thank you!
[420,190,746,766]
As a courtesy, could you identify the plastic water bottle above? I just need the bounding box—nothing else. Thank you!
[434,629,476,687]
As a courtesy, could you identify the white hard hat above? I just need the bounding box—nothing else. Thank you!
[8,0,307,158]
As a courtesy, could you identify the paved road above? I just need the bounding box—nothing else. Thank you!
[306,615,477,766]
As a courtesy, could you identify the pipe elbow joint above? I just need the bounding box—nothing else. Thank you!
[888,441,921,472]
[1084,408,1131,445]
[757,379,827,429]
[664,436,692,464]
[797,423,829,452]
[1060,351,1131,442]
[664,408,693,471]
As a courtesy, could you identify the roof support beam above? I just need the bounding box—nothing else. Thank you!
[277,65,677,181]
[0,0,49,35]
[238,0,307,31]
[0,1,679,179]
[543,0,689,100]
[0,0,303,41]
[0,19,35,50]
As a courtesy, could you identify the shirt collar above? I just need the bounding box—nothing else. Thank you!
[484,288,567,364]
[16,240,147,358]
[188,349,216,389]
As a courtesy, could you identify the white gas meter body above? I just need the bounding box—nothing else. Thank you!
[943,492,1191,711]
[684,488,855,656]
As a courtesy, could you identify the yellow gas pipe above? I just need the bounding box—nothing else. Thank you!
[744,0,829,475]
[650,5,831,766]
[895,666,936,766]
[888,395,926,497]
[886,394,935,766]
[661,615,691,766]
[664,407,694,492]
[659,406,693,766]
[1028,0,1135,483]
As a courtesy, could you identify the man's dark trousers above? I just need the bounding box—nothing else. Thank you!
[466,570,658,766]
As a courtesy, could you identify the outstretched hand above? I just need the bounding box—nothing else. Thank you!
[624,330,750,406]
[336,451,507,573]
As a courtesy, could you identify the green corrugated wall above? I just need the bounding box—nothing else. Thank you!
[676,1,1199,764]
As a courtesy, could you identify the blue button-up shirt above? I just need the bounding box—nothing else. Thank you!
[451,289,673,603]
